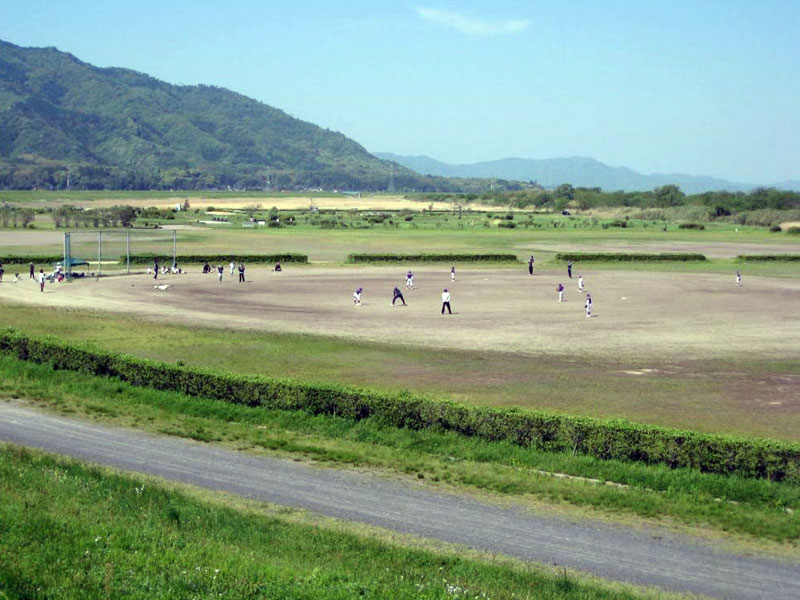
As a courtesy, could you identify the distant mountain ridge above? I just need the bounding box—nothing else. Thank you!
[376,153,799,194]
[0,39,428,190]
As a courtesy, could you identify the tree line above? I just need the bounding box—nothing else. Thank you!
[422,184,800,214]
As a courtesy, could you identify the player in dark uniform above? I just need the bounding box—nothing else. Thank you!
[392,286,407,306]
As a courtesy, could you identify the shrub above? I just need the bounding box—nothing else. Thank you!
[788,227,800,235]
[497,222,516,229]
[347,254,519,263]
[123,253,308,265]
[736,254,800,262]
[554,253,706,262]
[769,225,782,232]
[0,329,798,482]
[678,223,705,230]
[608,220,627,228]
[0,254,63,265]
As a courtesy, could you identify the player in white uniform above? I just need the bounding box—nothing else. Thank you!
[405,271,414,289]
[441,288,452,314]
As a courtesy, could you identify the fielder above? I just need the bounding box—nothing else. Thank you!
[578,275,584,291]
[585,293,592,317]
[735,269,742,286]
[405,270,414,289]
[557,283,565,302]
[392,286,407,306]
[451,265,456,282]
[353,287,363,305]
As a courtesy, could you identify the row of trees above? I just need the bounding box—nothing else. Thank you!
[424,184,800,214]
[51,206,137,229]
[0,206,36,228]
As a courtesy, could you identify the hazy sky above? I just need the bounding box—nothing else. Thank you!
[2,0,798,183]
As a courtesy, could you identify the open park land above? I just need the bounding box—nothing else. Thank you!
[2,255,799,441]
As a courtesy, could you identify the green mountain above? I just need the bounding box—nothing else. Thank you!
[0,40,424,191]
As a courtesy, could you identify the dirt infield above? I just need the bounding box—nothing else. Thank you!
[2,265,798,362]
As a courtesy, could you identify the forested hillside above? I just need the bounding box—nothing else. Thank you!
[0,40,427,191]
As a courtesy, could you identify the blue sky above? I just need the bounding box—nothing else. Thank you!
[2,0,798,184]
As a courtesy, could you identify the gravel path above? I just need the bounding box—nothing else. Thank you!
[1,402,798,599]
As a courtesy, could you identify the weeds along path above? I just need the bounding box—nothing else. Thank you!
[1,402,799,600]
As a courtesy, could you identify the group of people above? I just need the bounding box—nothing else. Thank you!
[198,260,247,282]
[0,262,48,291]
[354,267,455,315]
[555,274,592,316]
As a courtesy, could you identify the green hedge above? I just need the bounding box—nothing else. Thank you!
[347,253,519,263]
[123,253,308,265]
[677,223,706,230]
[556,253,707,262]
[1,329,798,482]
[0,255,63,265]
[737,254,800,262]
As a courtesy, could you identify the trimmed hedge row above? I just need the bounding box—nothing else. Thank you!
[1,329,798,482]
[737,254,800,262]
[555,252,707,262]
[347,253,519,263]
[123,253,308,265]
[0,255,63,265]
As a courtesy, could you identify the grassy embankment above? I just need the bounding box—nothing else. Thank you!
[2,352,799,548]
[1,444,685,600]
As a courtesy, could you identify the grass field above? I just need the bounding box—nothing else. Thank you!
[2,444,685,599]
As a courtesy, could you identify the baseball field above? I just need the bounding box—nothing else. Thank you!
[1,212,798,441]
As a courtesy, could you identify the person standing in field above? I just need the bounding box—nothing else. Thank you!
[585,293,592,317]
[441,288,452,314]
[578,275,584,291]
[406,270,414,290]
[451,265,456,282]
[238,262,245,283]
[557,283,565,302]
[392,286,407,306]
[735,269,742,286]
[29,262,35,279]
[217,265,224,282]
[0,263,4,283]
[528,255,534,276]
[229,260,236,276]
[353,287,363,305]
[567,260,573,278]
[153,258,159,280]
[38,269,45,293]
